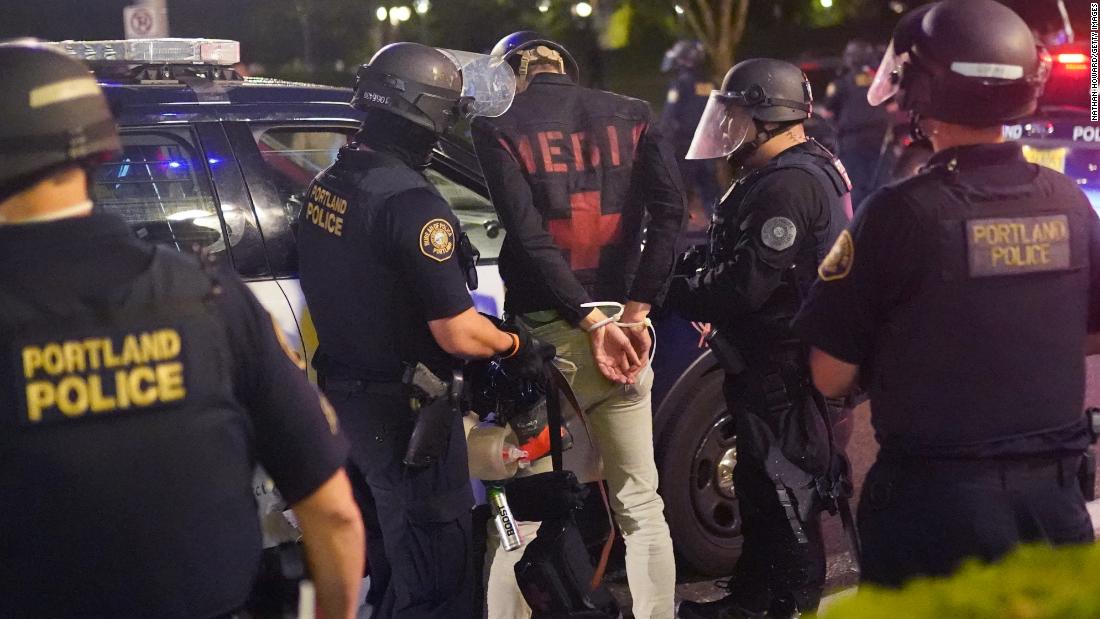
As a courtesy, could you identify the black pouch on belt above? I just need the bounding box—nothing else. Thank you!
[505,471,589,522]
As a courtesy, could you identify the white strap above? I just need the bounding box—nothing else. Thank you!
[580,301,624,332]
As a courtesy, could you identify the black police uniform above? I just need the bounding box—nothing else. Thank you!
[298,146,476,618]
[824,71,891,209]
[661,68,720,239]
[794,143,1100,586]
[671,140,850,616]
[0,214,347,618]
[472,72,685,324]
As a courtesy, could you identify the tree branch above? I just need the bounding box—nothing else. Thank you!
[729,0,750,57]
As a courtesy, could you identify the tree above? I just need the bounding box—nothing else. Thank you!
[678,0,751,81]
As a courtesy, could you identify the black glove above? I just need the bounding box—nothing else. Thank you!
[674,244,708,277]
[497,323,556,381]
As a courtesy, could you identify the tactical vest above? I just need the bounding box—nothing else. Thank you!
[299,147,465,380]
[870,164,1093,457]
[0,247,260,617]
[710,140,851,349]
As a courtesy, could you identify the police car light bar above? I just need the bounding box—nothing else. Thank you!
[1055,53,1088,72]
[44,39,240,66]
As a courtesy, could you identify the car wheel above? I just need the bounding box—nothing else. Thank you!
[658,369,742,575]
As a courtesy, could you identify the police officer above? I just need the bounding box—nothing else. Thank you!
[660,39,720,239]
[822,40,891,209]
[794,0,1100,587]
[296,42,552,619]
[0,42,364,618]
[471,31,683,619]
[669,58,852,619]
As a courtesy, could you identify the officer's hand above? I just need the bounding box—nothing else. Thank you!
[589,323,643,385]
[674,245,707,277]
[499,326,556,381]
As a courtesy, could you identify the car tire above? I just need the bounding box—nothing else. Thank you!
[657,369,743,576]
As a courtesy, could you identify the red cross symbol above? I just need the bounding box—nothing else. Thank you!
[548,191,622,270]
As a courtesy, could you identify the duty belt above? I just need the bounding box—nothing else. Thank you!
[317,375,404,397]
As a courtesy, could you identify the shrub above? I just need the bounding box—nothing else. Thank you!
[818,543,1100,618]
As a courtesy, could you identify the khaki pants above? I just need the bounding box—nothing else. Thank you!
[485,313,676,619]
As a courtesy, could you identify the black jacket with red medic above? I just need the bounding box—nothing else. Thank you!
[472,73,687,325]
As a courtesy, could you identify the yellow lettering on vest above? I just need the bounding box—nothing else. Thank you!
[156,362,186,402]
[140,333,158,362]
[114,370,131,409]
[25,381,55,422]
[119,335,140,366]
[158,329,181,359]
[102,337,123,369]
[41,344,64,376]
[62,342,86,373]
[128,366,158,407]
[22,346,42,379]
[83,339,103,370]
[87,375,117,413]
[56,376,88,418]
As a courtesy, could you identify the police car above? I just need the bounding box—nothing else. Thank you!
[1003,45,1098,212]
[68,37,746,574]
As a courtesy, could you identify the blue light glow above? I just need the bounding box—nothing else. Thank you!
[1083,189,1100,219]
[208,158,221,165]
[167,161,182,169]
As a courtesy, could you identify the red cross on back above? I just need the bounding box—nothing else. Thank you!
[548,191,622,270]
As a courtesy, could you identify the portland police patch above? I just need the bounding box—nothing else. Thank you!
[761,217,797,251]
[819,230,854,281]
[420,218,456,262]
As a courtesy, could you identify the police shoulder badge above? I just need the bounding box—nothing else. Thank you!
[761,216,798,251]
[819,230,855,281]
[420,218,456,262]
[270,315,306,370]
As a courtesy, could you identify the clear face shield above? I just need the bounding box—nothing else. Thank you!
[867,40,909,106]
[685,91,756,160]
[438,48,517,118]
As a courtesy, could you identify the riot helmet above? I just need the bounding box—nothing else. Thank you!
[868,0,1049,125]
[352,43,468,135]
[661,40,706,73]
[686,58,812,161]
[0,41,120,200]
[490,31,580,84]
[842,39,878,73]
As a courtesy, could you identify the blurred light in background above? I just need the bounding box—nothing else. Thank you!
[414,0,430,15]
[674,5,684,15]
[390,5,412,25]
[538,0,550,13]
[376,7,388,21]
[889,1,907,13]
[819,0,833,8]
[573,2,593,17]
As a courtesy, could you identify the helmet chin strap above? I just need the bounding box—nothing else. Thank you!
[727,120,791,166]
